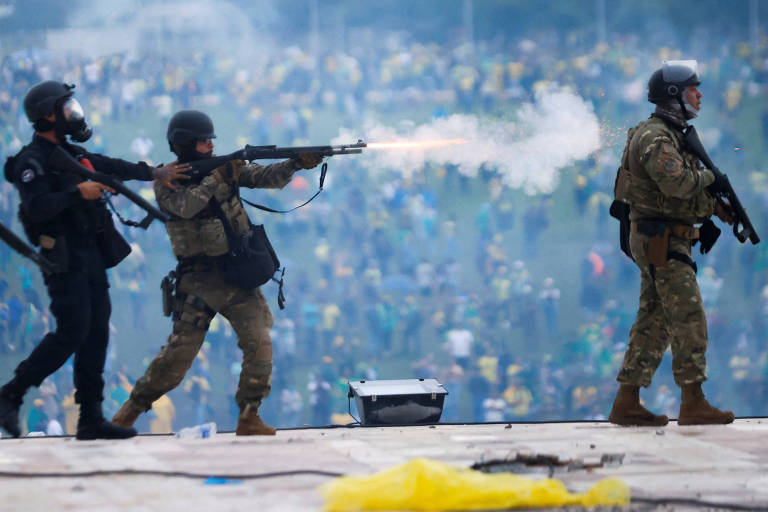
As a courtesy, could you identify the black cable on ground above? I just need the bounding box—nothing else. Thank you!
[0,468,344,479]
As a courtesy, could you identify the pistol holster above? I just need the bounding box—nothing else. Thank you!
[161,270,178,318]
[637,220,671,268]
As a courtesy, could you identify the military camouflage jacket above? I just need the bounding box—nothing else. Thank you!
[615,114,715,225]
[156,159,297,259]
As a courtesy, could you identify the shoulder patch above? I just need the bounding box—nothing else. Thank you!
[14,152,45,179]
[658,153,682,177]
[20,168,36,183]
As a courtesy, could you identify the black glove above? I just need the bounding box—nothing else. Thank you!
[707,172,729,194]
[293,152,323,170]
[698,218,721,254]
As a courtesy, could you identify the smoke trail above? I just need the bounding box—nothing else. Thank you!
[334,86,600,194]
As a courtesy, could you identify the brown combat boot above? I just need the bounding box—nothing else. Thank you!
[236,404,276,436]
[111,399,144,428]
[678,383,734,425]
[608,384,669,426]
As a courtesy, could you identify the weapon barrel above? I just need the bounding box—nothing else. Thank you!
[186,141,367,180]
[243,142,366,160]
[48,147,170,226]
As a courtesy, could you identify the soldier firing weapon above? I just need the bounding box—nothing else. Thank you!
[181,138,468,213]
[176,141,366,213]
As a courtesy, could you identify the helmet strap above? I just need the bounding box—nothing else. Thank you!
[677,94,697,120]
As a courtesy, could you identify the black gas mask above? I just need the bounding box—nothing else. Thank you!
[56,96,92,143]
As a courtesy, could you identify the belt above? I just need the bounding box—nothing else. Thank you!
[177,255,217,274]
[633,219,700,240]
[669,224,700,240]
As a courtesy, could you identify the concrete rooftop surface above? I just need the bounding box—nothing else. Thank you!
[1,419,767,511]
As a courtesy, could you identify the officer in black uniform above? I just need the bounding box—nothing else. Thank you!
[0,81,188,440]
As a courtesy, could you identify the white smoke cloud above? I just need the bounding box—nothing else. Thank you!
[334,86,601,194]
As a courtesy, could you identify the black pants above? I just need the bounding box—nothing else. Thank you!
[13,245,110,409]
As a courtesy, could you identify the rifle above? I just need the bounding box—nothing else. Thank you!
[0,221,58,274]
[184,141,367,181]
[683,126,760,245]
[48,147,171,229]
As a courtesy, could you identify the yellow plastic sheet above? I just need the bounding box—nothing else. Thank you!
[320,458,629,511]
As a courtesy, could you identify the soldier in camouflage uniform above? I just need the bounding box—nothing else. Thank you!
[608,61,735,426]
[112,110,322,435]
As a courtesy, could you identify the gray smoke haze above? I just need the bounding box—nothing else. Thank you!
[58,1,276,60]
[334,86,600,194]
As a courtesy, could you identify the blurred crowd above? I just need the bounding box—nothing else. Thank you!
[2,20,768,435]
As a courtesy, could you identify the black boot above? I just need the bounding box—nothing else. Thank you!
[76,400,137,440]
[0,380,26,438]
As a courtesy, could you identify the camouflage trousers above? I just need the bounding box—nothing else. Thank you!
[616,226,708,387]
[129,268,274,412]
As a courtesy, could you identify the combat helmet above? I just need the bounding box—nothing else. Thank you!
[166,110,216,145]
[648,60,701,119]
[23,81,92,142]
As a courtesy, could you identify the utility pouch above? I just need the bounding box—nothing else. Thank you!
[218,223,280,289]
[97,213,132,268]
[637,220,670,267]
[209,196,280,290]
[161,270,177,317]
[40,235,68,274]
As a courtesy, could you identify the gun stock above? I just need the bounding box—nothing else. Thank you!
[683,126,760,245]
[48,147,170,228]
